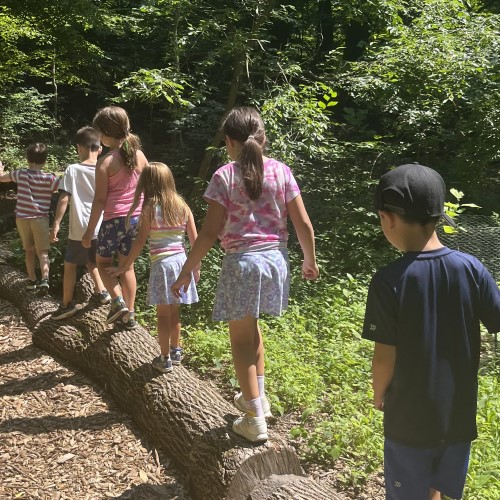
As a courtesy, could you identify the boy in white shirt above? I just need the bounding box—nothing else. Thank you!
[50,127,110,319]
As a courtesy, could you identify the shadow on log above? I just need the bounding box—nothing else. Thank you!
[0,263,345,499]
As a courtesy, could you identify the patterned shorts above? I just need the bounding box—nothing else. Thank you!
[213,248,290,321]
[97,216,139,258]
[147,252,199,306]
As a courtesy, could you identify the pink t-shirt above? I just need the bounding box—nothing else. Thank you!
[204,158,300,253]
[103,151,142,221]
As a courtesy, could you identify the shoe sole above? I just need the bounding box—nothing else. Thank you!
[152,364,173,374]
[107,307,128,324]
[234,395,273,418]
[52,308,78,320]
[171,359,182,366]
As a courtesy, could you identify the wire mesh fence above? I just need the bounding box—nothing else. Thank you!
[438,214,500,280]
[438,214,500,358]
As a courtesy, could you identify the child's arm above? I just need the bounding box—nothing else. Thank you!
[185,208,200,282]
[0,161,13,182]
[372,342,396,411]
[171,200,225,296]
[50,191,70,243]
[82,157,109,248]
[287,194,319,280]
[107,211,151,277]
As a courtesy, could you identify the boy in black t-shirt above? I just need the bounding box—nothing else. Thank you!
[363,164,500,500]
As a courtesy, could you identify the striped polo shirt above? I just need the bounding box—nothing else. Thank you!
[10,169,60,219]
[150,205,187,262]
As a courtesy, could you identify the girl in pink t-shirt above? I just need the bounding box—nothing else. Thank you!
[82,106,148,329]
[172,106,319,443]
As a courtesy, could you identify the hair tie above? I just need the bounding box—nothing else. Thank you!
[247,134,255,140]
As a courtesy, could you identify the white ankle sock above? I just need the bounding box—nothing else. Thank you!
[246,397,264,417]
[257,375,265,398]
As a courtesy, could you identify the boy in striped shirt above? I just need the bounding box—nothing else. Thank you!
[0,143,60,293]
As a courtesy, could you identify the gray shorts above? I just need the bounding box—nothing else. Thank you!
[65,239,97,265]
[213,248,290,321]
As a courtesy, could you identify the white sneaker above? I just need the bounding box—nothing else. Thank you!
[233,392,273,418]
[232,415,268,443]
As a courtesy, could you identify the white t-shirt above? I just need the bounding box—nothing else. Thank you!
[59,163,102,240]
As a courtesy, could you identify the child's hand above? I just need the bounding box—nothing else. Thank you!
[193,264,201,283]
[49,225,59,243]
[374,398,385,412]
[171,272,191,298]
[106,266,124,277]
[81,231,92,248]
[302,260,319,280]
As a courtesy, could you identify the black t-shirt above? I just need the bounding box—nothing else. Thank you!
[363,247,500,447]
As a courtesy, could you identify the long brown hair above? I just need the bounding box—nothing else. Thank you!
[92,106,141,171]
[128,162,189,228]
[221,106,265,200]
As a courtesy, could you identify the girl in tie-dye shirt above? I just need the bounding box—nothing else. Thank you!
[172,106,319,444]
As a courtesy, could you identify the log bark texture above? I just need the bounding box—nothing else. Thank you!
[0,263,344,499]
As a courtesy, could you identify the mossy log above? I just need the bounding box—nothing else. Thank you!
[0,263,344,499]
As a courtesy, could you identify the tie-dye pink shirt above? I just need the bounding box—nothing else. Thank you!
[204,157,300,253]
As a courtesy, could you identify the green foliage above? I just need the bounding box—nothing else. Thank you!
[0,88,60,165]
[466,369,500,499]
[116,69,192,108]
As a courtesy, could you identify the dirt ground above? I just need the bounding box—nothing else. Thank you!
[0,298,191,500]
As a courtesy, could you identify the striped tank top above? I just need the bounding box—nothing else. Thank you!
[150,205,187,262]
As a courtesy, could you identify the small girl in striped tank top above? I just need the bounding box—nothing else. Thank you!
[82,106,148,329]
[109,162,199,373]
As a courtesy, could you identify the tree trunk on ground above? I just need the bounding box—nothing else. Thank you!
[0,263,344,499]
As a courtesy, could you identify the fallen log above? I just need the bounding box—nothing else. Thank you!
[0,263,344,499]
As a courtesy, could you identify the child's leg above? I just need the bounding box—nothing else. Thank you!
[24,247,37,281]
[117,253,136,311]
[429,489,441,499]
[31,218,50,281]
[37,249,50,280]
[156,304,179,356]
[86,240,107,294]
[87,260,107,294]
[229,316,260,402]
[16,219,36,281]
[62,261,77,306]
[96,255,122,299]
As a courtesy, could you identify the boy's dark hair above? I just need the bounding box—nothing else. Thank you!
[26,143,48,164]
[375,164,455,227]
[75,126,101,152]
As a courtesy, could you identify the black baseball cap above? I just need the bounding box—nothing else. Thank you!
[375,164,456,226]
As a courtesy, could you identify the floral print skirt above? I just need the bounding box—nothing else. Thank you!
[147,252,198,306]
[213,248,290,321]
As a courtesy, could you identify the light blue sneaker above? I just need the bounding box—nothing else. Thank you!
[170,347,183,366]
[152,355,173,374]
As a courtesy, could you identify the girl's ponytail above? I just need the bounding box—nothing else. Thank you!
[239,135,263,200]
[121,132,141,171]
[221,107,265,200]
